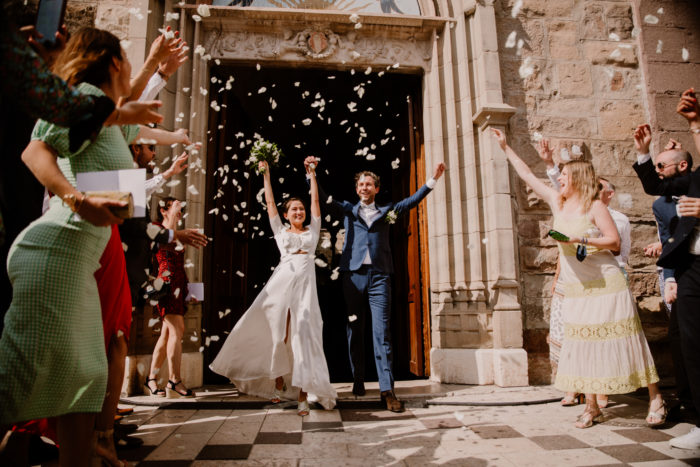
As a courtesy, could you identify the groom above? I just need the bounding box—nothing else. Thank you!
[305,156,445,412]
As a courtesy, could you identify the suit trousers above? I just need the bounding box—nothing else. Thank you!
[669,301,695,413]
[342,266,394,392]
[676,254,700,427]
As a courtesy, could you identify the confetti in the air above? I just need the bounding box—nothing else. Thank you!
[511,0,522,18]
[682,48,690,61]
[348,314,358,322]
[197,4,211,17]
[165,11,179,21]
[644,14,659,24]
[656,40,663,54]
[505,31,517,48]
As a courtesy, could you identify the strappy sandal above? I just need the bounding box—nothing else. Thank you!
[646,399,667,427]
[143,377,165,397]
[561,393,584,406]
[165,380,195,398]
[271,382,287,404]
[297,399,310,416]
[574,408,603,429]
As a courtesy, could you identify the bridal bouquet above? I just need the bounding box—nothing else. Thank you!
[248,138,284,175]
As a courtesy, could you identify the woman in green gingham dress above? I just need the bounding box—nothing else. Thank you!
[0,28,143,465]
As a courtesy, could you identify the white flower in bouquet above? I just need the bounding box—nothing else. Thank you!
[248,138,284,174]
[385,210,398,224]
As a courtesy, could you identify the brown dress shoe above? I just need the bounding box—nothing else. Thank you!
[381,390,405,413]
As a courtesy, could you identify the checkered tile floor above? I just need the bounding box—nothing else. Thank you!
[117,394,700,466]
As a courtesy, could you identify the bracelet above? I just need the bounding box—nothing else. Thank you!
[62,192,86,213]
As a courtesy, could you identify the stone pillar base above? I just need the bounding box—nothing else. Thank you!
[122,352,204,396]
[492,348,529,387]
[430,347,529,387]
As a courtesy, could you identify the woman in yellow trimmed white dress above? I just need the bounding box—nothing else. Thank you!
[491,129,665,429]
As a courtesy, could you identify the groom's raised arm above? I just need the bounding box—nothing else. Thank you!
[393,162,445,216]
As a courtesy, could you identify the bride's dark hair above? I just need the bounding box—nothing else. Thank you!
[283,197,305,214]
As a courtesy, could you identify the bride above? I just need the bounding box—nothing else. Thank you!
[210,158,336,415]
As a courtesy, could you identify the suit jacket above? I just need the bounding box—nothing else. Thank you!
[318,182,433,274]
[118,208,170,302]
[633,158,700,269]
[652,196,679,280]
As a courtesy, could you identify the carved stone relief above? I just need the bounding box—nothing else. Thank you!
[209,25,431,68]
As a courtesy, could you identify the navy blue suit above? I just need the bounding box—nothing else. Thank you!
[318,181,433,391]
[634,158,700,426]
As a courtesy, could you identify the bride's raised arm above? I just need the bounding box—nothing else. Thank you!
[307,158,320,219]
[491,128,559,207]
[260,161,279,219]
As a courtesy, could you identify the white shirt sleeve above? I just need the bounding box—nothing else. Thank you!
[637,153,651,164]
[546,166,561,191]
[426,177,437,189]
[139,73,167,102]
[145,174,166,197]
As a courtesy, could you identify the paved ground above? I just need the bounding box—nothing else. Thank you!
[116,382,700,466]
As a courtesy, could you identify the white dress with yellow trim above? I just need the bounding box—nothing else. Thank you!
[553,215,659,394]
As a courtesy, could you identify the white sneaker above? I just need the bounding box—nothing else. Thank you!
[670,426,700,449]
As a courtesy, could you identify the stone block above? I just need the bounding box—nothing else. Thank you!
[536,97,595,116]
[500,58,550,94]
[523,328,549,353]
[548,21,579,59]
[599,100,646,140]
[648,63,700,94]
[606,17,634,41]
[582,3,606,40]
[520,245,558,271]
[65,3,97,32]
[430,348,494,385]
[528,115,593,138]
[556,63,593,97]
[493,348,529,387]
[522,295,550,329]
[497,18,546,58]
[492,309,523,348]
[637,295,663,314]
[590,67,643,98]
[605,3,632,18]
[516,0,575,18]
[655,94,694,131]
[629,271,660,297]
[642,27,697,64]
[583,42,638,67]
[528,352,554,385]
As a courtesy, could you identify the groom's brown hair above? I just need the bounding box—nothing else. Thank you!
[355,171,380,188]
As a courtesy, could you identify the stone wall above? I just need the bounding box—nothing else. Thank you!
[495,0,699,384]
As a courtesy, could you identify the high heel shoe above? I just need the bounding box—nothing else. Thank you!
[575,408,604,429]
[143,377,165,397]
[297,399,310,416]
[646,400,667,427]
[561,393,584,406]
[165,380,195,398]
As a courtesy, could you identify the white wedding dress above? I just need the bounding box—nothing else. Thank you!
[210,214,337,409]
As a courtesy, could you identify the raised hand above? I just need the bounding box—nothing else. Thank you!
[163,152,189,179]
[491,128,507,150]
[537,139,554,167]
[643,241,662,258]
[159,40,189,78]
[173,228,208,248]
[148,27,182,65]
[21,24,68,66]
[633,124,652,154]
[433,162,446,180]
[664,138,682,151]
[258,160,270,176]
[678,196,700,218]
[677,88,699,124]
[174,128,191,145]
[304,156,319,173]
[111,100,163,126]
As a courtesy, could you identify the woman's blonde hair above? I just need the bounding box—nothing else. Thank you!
[52,27,123,87]
[558,160,599,212]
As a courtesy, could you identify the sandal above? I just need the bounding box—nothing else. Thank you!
[561,393,584,406]
[165,380,195,399]
[297,399,310,416]
[574,408,603,429]
[93,429,129,467]
[143,377,165,397]
[271,381,287,404]
[646,399,667,427]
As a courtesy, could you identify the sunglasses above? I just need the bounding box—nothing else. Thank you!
[656,162,679,170]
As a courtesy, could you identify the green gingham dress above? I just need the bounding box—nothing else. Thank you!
[0,83,139,424]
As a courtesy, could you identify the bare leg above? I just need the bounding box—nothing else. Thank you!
[94,334,128,466]
[57,412,95,467]
[575,395,601,429]
[647,382,666,424]
[148,322,170,384]
[164,314,185,383]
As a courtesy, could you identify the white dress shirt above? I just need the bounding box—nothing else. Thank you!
[139,73,167,102]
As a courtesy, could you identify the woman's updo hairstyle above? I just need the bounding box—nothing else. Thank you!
[52,27,123,87]
[283,197,305,214]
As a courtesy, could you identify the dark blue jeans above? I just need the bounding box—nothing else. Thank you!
[342,267,393,392]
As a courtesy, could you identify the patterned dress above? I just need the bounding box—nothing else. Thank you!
[0,83,139,424]
[153,225,188,318]
[553,215,659,395]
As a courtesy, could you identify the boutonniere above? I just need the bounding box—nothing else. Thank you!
[385,210,397,224]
